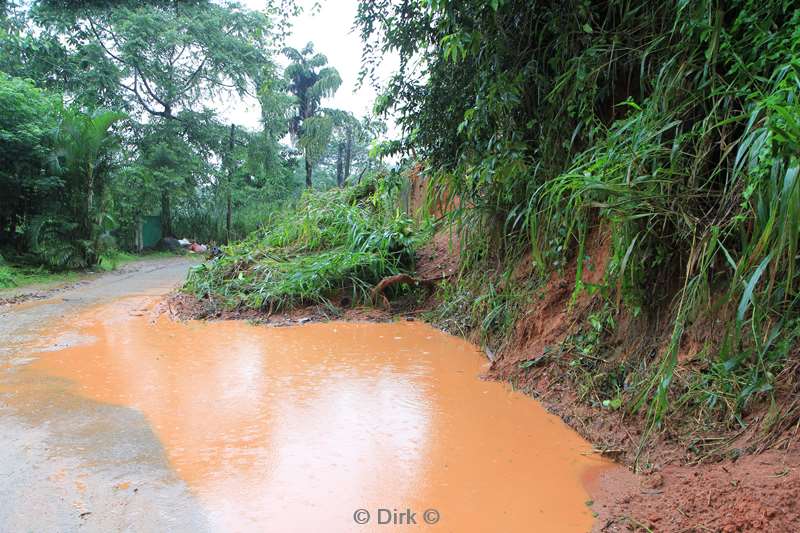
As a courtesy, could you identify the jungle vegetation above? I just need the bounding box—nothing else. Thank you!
[0,0,385,274]
[353,0,800,445]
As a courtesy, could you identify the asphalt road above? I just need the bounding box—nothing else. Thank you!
[0,257,210,533]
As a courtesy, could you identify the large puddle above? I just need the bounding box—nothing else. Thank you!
[10,297,608,531]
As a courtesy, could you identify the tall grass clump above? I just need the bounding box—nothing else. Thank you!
[358,0,800,438]
[185,173,421,311]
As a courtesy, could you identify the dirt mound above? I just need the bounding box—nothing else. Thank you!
[591,443,800,532]
[164,291,391,325]
[416,230,460,280]
[165,225,462,325]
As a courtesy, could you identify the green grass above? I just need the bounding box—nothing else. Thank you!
[185,173,427,312]
[0,264,81,290]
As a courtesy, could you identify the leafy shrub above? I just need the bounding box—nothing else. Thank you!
[0,265,16,289]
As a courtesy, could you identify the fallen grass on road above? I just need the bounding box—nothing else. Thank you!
[185,175,424,312]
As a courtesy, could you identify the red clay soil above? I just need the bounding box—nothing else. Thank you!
[416,230,460,279]
[478,227,800,532]
[164,291,392,325]
[589,442,800,532]
[488,226,612,378]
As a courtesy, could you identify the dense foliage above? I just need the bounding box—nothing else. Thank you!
[1,0,385,271]
[185,174,419,311]
[0,74,59,249]
[357,0,800,433]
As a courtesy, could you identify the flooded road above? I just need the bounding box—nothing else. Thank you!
[1,259,609,532]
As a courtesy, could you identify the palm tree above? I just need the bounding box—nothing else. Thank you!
[283,42,341,188]
[54,108,126,244]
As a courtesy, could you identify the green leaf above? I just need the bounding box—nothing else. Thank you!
[736,254,772,331]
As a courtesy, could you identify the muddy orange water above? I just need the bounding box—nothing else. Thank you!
[15,297,609,532]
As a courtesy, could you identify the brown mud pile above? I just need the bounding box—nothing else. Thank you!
[166,290,392,325]
[592,445,800,532]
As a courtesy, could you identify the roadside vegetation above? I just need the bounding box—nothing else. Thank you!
[185,173,423,312]
[1,1,387,277]
[353,0,800,454]
[0,263,80,290]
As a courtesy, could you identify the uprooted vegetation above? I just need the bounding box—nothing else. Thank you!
[184,175,426,313]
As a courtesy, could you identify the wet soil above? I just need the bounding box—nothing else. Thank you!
[475,228,800,532]
[591,444,800,532]
[166,290,393,325]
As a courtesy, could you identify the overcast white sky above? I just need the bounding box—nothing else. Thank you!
[219,0,397,133]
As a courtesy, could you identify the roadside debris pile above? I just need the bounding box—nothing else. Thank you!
[184,175,425,312]
[158,237,209,254]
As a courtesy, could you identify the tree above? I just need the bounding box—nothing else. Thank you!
[28,0,282,227]
[1,1,300,264]
[324,110,358,187]
[314,113,387,188]
[0,73,60,247]
[53,107,126,244]
[283,42,341,188]
[30,1,276,119]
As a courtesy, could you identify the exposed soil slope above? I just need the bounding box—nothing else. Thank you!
[464,229,800,532]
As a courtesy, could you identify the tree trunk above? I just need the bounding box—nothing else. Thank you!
[86,167,94,240]
[161,189,172,237]
[305,157,313,188]
[226,191,232,243]
[226,124,234,243]
[371,273,451,309]
[336,142,344,187]
[135,215,143,252]
[2,216,17,247]
[344,127,353,183]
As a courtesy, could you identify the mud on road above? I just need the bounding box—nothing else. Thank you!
[7,254,794,532]
[1,256,614,532]
[0,257,210,532]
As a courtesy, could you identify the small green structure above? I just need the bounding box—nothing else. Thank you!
[142,215,162,248]
[133,212,162,251]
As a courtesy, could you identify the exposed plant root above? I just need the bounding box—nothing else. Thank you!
[371,273,451,309]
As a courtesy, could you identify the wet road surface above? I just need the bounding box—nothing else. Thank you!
[1,257,609,532]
